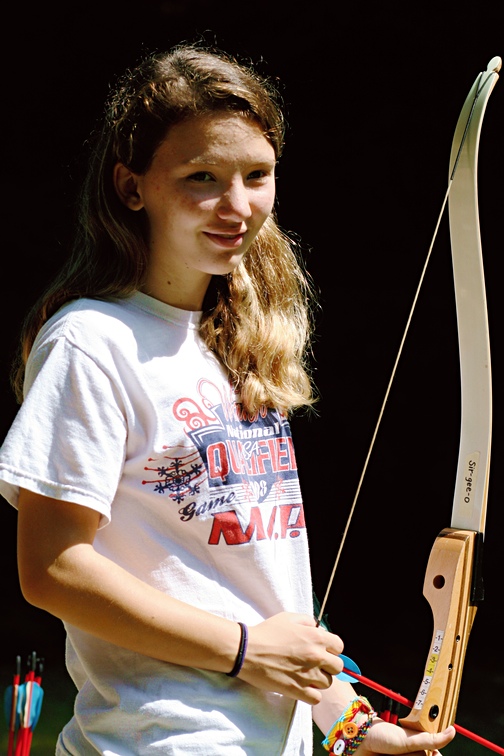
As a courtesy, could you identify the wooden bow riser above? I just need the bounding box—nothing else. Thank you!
[399,528,481,734]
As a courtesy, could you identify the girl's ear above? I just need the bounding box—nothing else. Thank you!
[113,163,144,210]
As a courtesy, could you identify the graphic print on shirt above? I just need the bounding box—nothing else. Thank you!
[142,378,306,545]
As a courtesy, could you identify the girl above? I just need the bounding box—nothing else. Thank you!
[0,45,455,754]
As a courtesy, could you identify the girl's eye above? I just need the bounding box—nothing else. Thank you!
[188,171,214,182]
[247,170,267,180]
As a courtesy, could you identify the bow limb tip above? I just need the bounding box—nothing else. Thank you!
[487,56,502,73]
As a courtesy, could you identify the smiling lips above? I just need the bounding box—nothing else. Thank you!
[203,230,247,248]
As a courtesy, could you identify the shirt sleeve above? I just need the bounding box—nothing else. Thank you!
[0,336,127,526]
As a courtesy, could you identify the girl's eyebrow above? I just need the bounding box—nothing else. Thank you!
[184,156,276,167]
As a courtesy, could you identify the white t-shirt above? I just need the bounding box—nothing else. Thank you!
[0,292,314,755]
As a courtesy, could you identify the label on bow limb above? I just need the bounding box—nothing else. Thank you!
[453,451,480,526]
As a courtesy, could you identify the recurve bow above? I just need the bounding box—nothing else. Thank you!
[316,56,502,751]
[399,55,501,737]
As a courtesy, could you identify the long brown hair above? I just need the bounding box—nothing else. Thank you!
[13,45,317,414]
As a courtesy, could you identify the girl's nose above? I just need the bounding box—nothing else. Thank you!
[216,181,252,221]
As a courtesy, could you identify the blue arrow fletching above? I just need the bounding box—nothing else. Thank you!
[335,654,361,683]
[3,682,44,730]
[26,683,44,729]
[4,685,15,726]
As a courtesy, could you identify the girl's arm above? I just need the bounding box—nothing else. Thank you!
[17,488,343,704]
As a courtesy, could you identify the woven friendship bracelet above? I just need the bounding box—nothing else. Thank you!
[226,622,248,677]
[322,696,376,755]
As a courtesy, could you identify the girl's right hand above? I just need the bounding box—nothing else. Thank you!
[238,612,344,704]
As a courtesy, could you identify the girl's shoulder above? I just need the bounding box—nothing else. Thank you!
[29,292,204,373]
[40,292,202,343]
[32,296,140,357]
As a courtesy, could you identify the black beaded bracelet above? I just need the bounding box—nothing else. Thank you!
[226,622,248,677]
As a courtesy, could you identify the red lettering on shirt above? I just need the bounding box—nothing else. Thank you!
[208,504,305,545]
[207,442,230,482]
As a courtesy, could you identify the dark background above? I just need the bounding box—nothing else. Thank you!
[1,1,503,752]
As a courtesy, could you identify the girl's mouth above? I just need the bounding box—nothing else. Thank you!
[203,231,246,248]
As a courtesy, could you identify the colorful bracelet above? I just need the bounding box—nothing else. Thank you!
[226,622,248,677]
[322,696,376,755]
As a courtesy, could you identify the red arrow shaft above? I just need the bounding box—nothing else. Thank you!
[343,668,504,755]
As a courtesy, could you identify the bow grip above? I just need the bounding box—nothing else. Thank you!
[399,528,482,737]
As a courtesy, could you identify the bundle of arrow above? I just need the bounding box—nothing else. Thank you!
[4,653,44,756]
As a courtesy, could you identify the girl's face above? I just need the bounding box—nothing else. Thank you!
[115,111,276,310]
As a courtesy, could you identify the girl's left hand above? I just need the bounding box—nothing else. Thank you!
[353,719,456,755]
